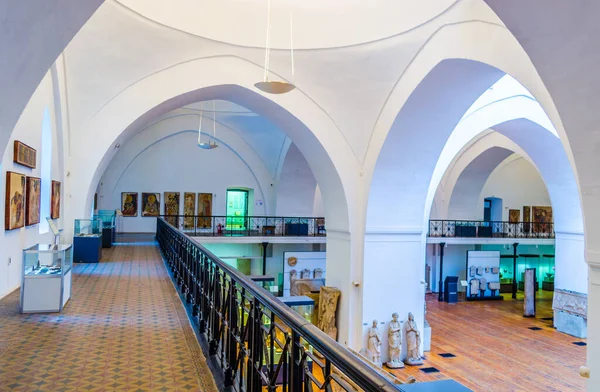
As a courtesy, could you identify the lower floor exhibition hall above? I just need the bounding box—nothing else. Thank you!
[1,1,598,391]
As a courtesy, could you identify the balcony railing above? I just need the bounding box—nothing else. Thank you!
[428,220,555,239]
[155,218,400,392]
[160,215,326,237]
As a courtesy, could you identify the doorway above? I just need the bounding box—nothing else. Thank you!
[484,197,503,233]
[226,189,249,230]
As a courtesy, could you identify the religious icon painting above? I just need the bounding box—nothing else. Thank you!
[5,171,26,230]
[25,176,41,226]
[509,209,520,223]
[13,141,36,169]
[164,192,180,226]
[141,192,160,217]
[183,192,196,229]
[121,192,138,217]
[197,193,212,228]
[51,180,61,219]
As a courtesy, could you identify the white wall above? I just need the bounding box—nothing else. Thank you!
[0,69,65,299]
[477,156,550,221]
[447,155,550,221]
[276,144,319,217]
[98,130,268,233]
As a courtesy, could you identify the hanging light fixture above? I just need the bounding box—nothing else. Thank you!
[197,101,219,149]
[255,0,296,94]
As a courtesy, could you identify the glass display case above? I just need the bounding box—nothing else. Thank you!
[21,244,72,313]
[95,210,116,248]
[73,219,103,263]
[261,296,315,385]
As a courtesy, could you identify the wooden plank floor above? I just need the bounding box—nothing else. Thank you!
[387,292,586,391]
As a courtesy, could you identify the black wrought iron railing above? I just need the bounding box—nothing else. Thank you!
[160,215,326,237]
[428,220,554,238]
[156,218,399,392]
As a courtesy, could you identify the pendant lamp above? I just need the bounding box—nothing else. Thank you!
[255,0,296,94]
[197,101,219,150]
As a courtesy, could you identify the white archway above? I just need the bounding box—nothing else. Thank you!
[361,22,582,357]
[65,56,359,345]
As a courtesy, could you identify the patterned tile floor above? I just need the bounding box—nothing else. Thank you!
[0,238,218,392]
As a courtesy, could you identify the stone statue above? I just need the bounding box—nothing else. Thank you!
[367,320,382,367]
[301,268,311,279]
[318,286,341,340]
[386,313,404,368]
[404,312,423,366]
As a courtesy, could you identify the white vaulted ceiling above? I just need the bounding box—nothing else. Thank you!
[115,0,457,49]
[62,0,505,164]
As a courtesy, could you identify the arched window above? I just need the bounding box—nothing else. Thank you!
[39,108,52,234]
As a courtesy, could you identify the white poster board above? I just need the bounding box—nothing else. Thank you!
[466,250,500,297]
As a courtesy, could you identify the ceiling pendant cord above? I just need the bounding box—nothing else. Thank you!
[197,105,203,145]
[290,9,294,85]
[254,0,295,94]
[213,100,217,141]
[263,0,272,83]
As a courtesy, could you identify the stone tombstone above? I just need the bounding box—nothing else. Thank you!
[404,312,423,366]
[553,288,587,338]
[314,268,324,279]
[386,313,404,368]
[318,286,341,340]
[524,268,536,317]
[366,320,382,367]
[301,268,311,279]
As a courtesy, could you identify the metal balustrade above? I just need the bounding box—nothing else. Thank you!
[428,220,554,239]
[155,218,399,392]
[160,215,326,237]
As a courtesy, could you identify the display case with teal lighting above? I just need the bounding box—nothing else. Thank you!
[95,210,116,248]
[73,219,102,263]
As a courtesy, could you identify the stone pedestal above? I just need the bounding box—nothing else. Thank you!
[423,320,431,352]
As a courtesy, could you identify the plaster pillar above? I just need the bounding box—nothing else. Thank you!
[325,229,360,348]
[586,263,600,388]
[362,229,426,363]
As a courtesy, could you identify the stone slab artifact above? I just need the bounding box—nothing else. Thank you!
[367,320,382,367]
[524,268,536,317]
[314,268,324,279]
[478,278,487,296]
[386,313,404,368]
[289,268,325,296]
[553,289,588,338]
[318,286,341,340]
[404,312,423,366]
[470,279,479,297]
[553,289,587,318]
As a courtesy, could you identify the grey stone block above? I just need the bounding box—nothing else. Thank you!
[554,310,587,338]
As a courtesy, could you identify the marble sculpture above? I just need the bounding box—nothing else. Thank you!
[367,320,382,367]
[386,313,404,368]
[404,312,423,366]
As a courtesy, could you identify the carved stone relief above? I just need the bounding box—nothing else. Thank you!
[553,289,587,318]
[318,286,341,340]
